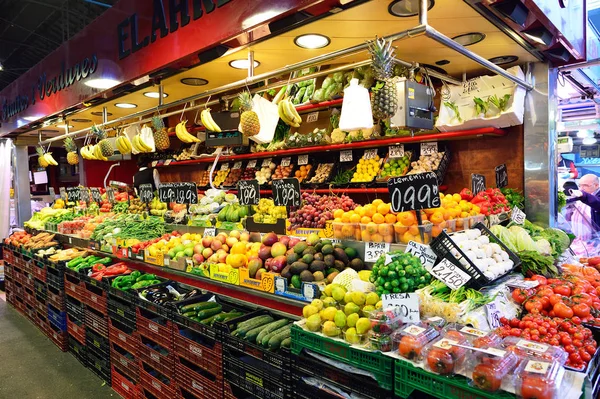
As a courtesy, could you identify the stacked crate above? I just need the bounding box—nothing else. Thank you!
[65,268,86,364]
[81,275,111,384]
[33,264,49,333]
[45,260,68,351]
[3,246,14,305]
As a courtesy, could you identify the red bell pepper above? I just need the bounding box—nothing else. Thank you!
[459,188,473,201]
[92,264,106,272]
[478,201,491,216]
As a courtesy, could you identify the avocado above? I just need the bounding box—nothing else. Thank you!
[290,262,309,275]
[309,260,325,273]
[287,253,300,265]
[349,258,365,271]
[344,247,358,259]
[324,254,335,267]
[334,260,345,271]
[321,239,333,246]
[334,243,344,249]
[325,267,337,276]
[291,275,302,289]
[300,270,315,282]
[333,248,349,264]
[293,242,308,255]
[302,254,314,264]
[313,271,325,281]
[322,244,334,255]
[302,247,317,256]
[314,242,323,253]
[281,265,292,279]
[313,253,324,262]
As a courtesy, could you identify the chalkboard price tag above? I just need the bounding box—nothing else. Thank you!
[495,164,508,188]
[340,150,353,162]
[471,174,486,195]
[405,241,437,268]
[220,163,229,171]
[158,182,198,204]
[247,159,257,169]
[421,142,438,156]
[389,145,405,158]
[382,293,420,323]
[90,188,102,204]
[106,187,115,204]
[387,172,441,212]
[281,157,291,167]
[428,259,471,290]
[364,149,378,159]
[272,178,301,207]
[139,184,154,204]
[298,155,308,165]
[232,161,243,170]
[364,242,390,262]
[511,206,526,224]
[237,180,260,206]
[66,187,81,202]
[59,187,67,201]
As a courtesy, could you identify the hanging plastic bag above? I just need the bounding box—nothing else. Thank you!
[250,94,279,144]
[125,124,141,154]
[139,124,156,152]
[339,78,373,131]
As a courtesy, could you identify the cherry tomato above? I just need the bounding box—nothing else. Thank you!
[573,340,583,348]
[569,352,582,363]
[530,275,548,285]
[561,336,573,346]
[564,344,576,353]
[509,319,520,328]
[581,351,592,363]
[525,299,544,313]
[585,344,597,355]
[571,316,582,325]
[500,317,509,326]
[512,289,528,304]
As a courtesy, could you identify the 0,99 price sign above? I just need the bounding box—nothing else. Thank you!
[158,182,198,204]
[237,180,260,206]
[428,259,471,290]
[272,178,300,207]
[387,172,440,212]
[139,184,154,204]
[66,186,81,202]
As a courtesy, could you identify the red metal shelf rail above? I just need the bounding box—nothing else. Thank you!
[197,186,447,196]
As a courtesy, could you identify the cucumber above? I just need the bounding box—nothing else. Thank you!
[256,320,289,345]
[214,311,243,323]
[268,327,291,351]
[200,313,222,325]
[236,315,273,330]
[197,305,222,320]
[182,310,197,318]
[234,316,274,338]
[245,324,269,343]
[261,324,291,347]
[180,301,219,313]
[281,337,291,348]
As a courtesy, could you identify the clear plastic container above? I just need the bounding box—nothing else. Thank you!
[368,331,395,352]
[393,323,440,361]
[344,328,368,345]
[501,337,568,365]
[514,358,565,399]
[470,347,520,392]
[395,223,432,244]
[332,222,359,240]
[469,215,485,228]
[422,330,470,375]
[454,217,469,232]
[443,219,457,233]
[444,324,502,347]
[369,309,403,335]
[360,223,395,243]
[422,316,447,331]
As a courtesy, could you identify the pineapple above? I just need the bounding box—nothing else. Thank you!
[64,137,79,165]
[367,36,398,120]
[152,115,170,150]
[92,125,113,157]
[36,146,48,168]
[238,91,260,137]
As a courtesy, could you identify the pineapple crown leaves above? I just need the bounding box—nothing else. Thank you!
[151,115,165,131]
[238,90,254,111]
[64,136,77,152]
[91,124,107,140]
[367,36,396,80]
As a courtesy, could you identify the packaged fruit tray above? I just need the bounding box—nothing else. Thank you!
[306,162,336,186]
[350,149,385,185]
[376,151,415,182]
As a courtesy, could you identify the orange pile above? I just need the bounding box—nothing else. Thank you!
[333,199,396,243]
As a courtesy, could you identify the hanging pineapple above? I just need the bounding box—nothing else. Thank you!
[238,91,260,137]
[152,115,170,150]
[92,124,113,157]
[36,146,48,168]
[367,36,398,120]
[64,136,79,165]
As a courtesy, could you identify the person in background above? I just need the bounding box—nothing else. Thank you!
[133,155,161,195]
[569,174,600,244]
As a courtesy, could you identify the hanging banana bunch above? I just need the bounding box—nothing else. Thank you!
[200,108,221,132]
[278,97,302,128]
[115,128,132,155]
[175,120,201,143]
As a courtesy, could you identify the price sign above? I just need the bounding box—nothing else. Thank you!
[389,145,405,158]
[272,178,301,207]
[237,180,260,206]
[220,163,229,171]
[471,174,486,195]
[364,149,378,159]
[340,150,353,162]
[382,293,420,323]
[247,159,257,169]
[262,158,272,167]
[66,187,81,202]
[405,241,437,268]
[511,206,526,224]
[83,188,92,204]
[428,259,471,290]
[90,188,102,204]
[298,155,308,165]
[106,187,115,204]
[281,157,291,167]
[164,160,172,166]
[485,299,502,329]
[495,164,508,188]
[232,161,243,170]
[139,184,154,204]
[387,172,440,212]
[306,112,319,123]
[421,142,438,156]
[364,242,390,262]
[203,228,216,237]
[158,182,198,204]
[59,187,67,201]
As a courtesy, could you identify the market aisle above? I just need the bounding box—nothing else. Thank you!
[0,297,115,399]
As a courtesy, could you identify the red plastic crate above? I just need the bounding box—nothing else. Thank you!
[64,274,83,301]
[82,288,107,314]
[85,305,108,337]
[23,288,35,305]
[136,308,173,349]
[67,314,85,345]
[173,323,222,378]
[111,365,139,399]
[33,263,46,282]
[139,361,177,399]
[22,273,34,291]
[111,341,139,382]
[136,333,174,378]
[47,323,68,352]
[223,381,237,399]
[109,318,138,355]
[175,356,223,399]
[34,297,46,315]
[46,285,65,310]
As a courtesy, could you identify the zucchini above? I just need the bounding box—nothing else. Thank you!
[256,320,289,345]
[180,301,219,313]
[268,327,291,351]
[281,337,291,348]
[261,324,291,347]
[234,316,274,338]
[197,305,222,320]
[235,315,273,331]
[182,310,197,318]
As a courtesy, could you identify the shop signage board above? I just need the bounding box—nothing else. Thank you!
[272,178,301,207]
[471,174,486,195]
[387,172,440,212]
[66,187,82,202]
[158,182,198,204]
[59,187,67,202]
[90,188,102,204]
[382,293,420,323]
[495,164,508,188]
[237,180,260,206]
[138,184,153,204]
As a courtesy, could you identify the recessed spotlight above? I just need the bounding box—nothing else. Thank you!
[181,78,209,86]
[452,32,486,46]
[294,34,331,49]
[583,137,597,145]
[56,124,74,129]
[23,116,41,122]
[143,92,169,99]
[488,55,519,65]
[72,118,92,123]
[91,111,113,117]
[229,59,260,69]
[85,78,121,89]
[115,103,137,109]
[388,0,434,17]
[435,60,450,66]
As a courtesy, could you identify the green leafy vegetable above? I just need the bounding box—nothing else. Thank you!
[444,101,462,122]
[473,97,489,116]
[488,94,512,113]
[500,188,525,210]
[518,250,558,277]
[558,191,567,212]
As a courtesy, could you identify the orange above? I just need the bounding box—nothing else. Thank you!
[371,233,383,243]
[384,234,394,243]
[424,208,436,215]
[376,203,390,216]
[397,211,415,226]
[355,206,365,217]
[366,222,378,235]
[341,213,351,223]
[364,204,376,218]
[431,225,443,238]
[334,230,343,239]
[372,213,385,224]
[430,211,444,224]
[452,194,461,203]
[360,216,372,224]
[378,224,392,236]
[372,199,384,207]
[408,225,419,236]
[334,217,342,223]
[350,213,361,223]
[361,230,371,242]
[341,224,355,238]
[384,213,397,224]
[333,209,344,219]
[402,231,415,244]
[394,222,408,235]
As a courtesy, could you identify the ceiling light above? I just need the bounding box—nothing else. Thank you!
[523,27,553,46]
[294,34,331,49]
[229,59,260,69]
[435,60,450,66]
[91,111,113,117]
[56,124,74,129]
[144,92,169,99]
[23,116,41,122]
[84,78,121,89]
[115,103,137,109]
[0,63,3,71]
[452,32,486,47]
[488,55,519,65]
[583,137,597,145]
[388,0,435,17]
[180,78,209,86]
[72,118,92,123]
[577,130,591,138]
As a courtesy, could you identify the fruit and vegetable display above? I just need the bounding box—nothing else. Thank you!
[370,251,432,295]
[175,300,244,326]
[378,152,412,180]
[407,152,446,175]
[351,153,382,183]
[288,193,356,230]
[252,199,287,224]
[230,314,293,351]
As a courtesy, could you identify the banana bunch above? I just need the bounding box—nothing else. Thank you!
[93,144,109,161]
[278,98,302,127]
[42,152,58,166]
[175,120,200,143]
[80,145,97,160]
[200,109,221,132]
[116,135,132,154]
[131,134,153,153]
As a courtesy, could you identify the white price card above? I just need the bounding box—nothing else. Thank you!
[340,150,353,162]
[389,145,405,158]
[232,161,243,170]
[164,160,172,166]
[485,299,502,329]
[203,228,216,237]
[247,159,257,169]
[511,206,526,224]
[428,258,471,290]
[405,241,437,268]
[262,158,272,167]
[281,157,291,167]
[220,163,229,171]
[420,142,438,156]
[298,155,308,165]
[302,283,319,301]
[364,149,378,159]
[274,276,287,293]
[382,293,420,323]
[306,112,319,123]
[364,242,390,262]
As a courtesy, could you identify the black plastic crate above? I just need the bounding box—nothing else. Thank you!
[108,295,137,330]
[429,222,521,289]
[68,335,87,366]
[86,343,111,384]
[85,305,108,337]
[66,296,85,322]
[86,327,110,357]
[34,278,46,300]
[46,265,65,291]
[223,351,291,399]
[46,284,65,310]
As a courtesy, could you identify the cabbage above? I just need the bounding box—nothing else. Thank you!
[490,225,518,252]
[508,226,538,252]
[534,238,552,255]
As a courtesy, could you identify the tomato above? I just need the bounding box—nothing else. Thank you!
[537,286,555,298]
[572,303,591,318]
[426,348,455,374]
[510,328,522,337]
[525,299,544,313]
[573,340,583,348]
[571,316,582,325]
[398,336,422,360]
[530,275,548,285]
[553,285,571,296]
[520,375,554,399]
[553,302,574,319]
[585,344,597,355]
[548,294,563,306]
[569,352,582,363]
[536,296,550,310]
[509,318,520,328]
[561,336,573,346]
[512,289,528,304]
[500,317,509,326]
[564,344,576,353]
[473,363,502,392]
[473,336,495,349]
[572,293,594,306]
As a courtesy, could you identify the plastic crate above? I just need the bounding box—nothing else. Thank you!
[223,351,290,399]
[111,340,139,382]
[85,305,108,337]
[111,365,139,399]
[35,309,48,330]
[291,324,393,390]
[81,279,107,314]
[291,351,394,399]
[86,328,110,357]
[109,318,138,355]
[47,302,67,331]
[34,296,46,317]
[135,306,173,350]
[175,357,223,399]
[25,302,36,321]
[108,295,137,330]
[46,284,65,310]
[64,272,83,301]
[67,314,86,345]
[429,222,521,289]
[137,333,175,378]
[46,265,64,291]
[86,343,112,384]
[68,335,87,366]
[34,278,46,300]
[66,296,85,322]
[33,261,46,282]
[23,287,35,305]
[22,272,34,291]
[47,321,68,351]
[139,360,177,399]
